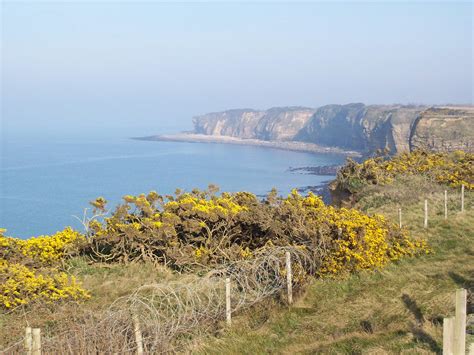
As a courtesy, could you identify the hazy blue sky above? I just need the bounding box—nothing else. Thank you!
[1,1,472,139]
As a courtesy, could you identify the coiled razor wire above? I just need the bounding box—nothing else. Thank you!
[1,246,320,354]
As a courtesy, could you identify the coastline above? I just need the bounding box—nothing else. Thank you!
[134,133,361,157]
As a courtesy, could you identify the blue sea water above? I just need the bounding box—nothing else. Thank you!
[0,136,345,238]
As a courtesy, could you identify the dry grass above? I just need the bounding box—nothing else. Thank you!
[0,247,318,353]
[0,261,177,350]
[196,178,473,354]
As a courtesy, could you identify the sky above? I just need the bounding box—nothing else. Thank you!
[1,1,473,139]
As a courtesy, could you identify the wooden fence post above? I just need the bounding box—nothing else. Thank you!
[443,317,454,355]
[424,199,428,228]
[454,288,467,354]
[132,313,144,355]
[32,328,41,355]
[444,190,448,220]
[461,184,465,213]
[24,327,32,355]
[285,251,293,305]
[225,277,231,326]
[398,208,402,228]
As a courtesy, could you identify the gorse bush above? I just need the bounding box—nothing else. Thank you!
[6,227,84,266]
[0,184,431,310]
[317,205,427,274]
[0,262,89,309]
[0,228,89,309]
[334,150,474,194]
[82,188,428,274]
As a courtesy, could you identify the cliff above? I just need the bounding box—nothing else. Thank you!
[193,107,316,141]
[191,104,474,155]
[296,104,426,153]
[410,107,474,152]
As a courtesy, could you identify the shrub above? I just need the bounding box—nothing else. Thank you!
[81,188,429,275]
[318,206,428,275]
[0,261,89,308]
[0,228,89,309]
[0,185,430,310]
[334,150,474,195]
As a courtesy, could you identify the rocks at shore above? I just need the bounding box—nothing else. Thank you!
[288,165,341,175]
[296,182,333,204]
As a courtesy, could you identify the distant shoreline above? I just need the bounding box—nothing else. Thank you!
[134,133,361,157]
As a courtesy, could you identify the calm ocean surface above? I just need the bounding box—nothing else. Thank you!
[0,137,345,238]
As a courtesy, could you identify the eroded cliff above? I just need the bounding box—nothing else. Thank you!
[410,107,474,152]
[191,104,473,155]
[193,107,316,141]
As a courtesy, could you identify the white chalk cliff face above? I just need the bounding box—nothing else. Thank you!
[192,104,474,155]
[192,107,316,141]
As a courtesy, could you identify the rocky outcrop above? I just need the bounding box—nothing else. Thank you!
[295,103,367,150]
[296,104,426,153]
[191,104,473,155]
[410,107,474,152]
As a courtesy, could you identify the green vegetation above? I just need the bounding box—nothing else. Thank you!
[197,172,473,354]
[84,187,426,274]
[0,228,89,309]
[0,150,472,353]
[333,150,473,195]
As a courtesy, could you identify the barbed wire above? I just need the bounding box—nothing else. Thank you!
[1,246,318,354]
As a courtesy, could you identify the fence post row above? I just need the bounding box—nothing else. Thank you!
[225,277,231,326]
[285,251,293,305]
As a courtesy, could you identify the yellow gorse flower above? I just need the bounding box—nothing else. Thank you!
[284,192,430,276]
[0,228,89,309]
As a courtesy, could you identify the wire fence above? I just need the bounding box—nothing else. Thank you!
[1,246,318,354]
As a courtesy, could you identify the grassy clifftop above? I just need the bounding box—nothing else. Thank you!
[0,151,472,353]
[199,176,472,353]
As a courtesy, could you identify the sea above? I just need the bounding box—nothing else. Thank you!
[0,135,345,238]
